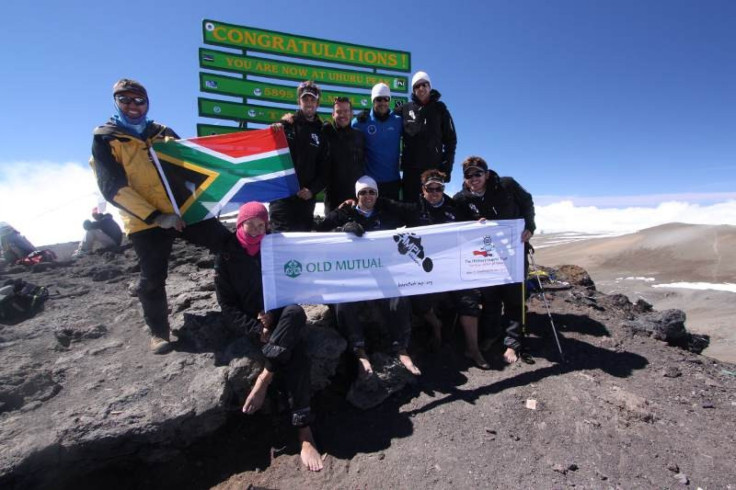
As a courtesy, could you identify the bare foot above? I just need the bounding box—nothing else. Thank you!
[465,350,491,370]
[298,427,323,472]
[356,349,374,379]
[503,347,519,364]
[398,350,422,375]
[243,369,274,414]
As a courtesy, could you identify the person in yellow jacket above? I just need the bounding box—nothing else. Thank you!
[90,79,229,354]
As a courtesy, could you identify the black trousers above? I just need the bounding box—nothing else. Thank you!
[269,196,315,232]
[480,283,524,351]
[259,305,313,427]
[334,297,412,353]
[130,218,229,337]
[411,289,482,318]
[401,168,424,203]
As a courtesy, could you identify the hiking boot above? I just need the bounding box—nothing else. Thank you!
[150,334,172,354]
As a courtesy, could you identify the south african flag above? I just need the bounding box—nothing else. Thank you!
[152,128,298,224]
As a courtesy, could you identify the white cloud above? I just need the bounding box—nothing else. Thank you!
[0,161,106,246]
[536,199,736,234]
[2,161,736,245]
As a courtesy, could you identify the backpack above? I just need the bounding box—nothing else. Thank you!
[17,249,57,266]
[0,278,50,324]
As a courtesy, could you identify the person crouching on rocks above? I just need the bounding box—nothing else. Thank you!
[73,207,123,258]
[214,202,323,472]
[315,175,422,378]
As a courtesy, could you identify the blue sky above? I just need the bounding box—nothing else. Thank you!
[1,0,735,244]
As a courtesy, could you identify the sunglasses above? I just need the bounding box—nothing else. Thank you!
[413,82,429,90]
[358,189,377,196]
[115,95,148,106]
[374,96,390,103]
[424,185,445,193]
[464,171,485,179]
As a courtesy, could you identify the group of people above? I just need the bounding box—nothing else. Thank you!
[89,73,535,472]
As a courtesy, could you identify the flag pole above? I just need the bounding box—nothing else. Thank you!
[149,148,181,216]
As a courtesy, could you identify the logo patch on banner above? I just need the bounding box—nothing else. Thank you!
[284,259,303,278]
[393,232,433,272]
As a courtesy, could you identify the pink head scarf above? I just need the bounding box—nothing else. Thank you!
[235,202,269,256]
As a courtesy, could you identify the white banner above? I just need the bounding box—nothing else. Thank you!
[261,219,525,311]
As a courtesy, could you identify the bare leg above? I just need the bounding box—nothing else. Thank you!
[243,368,274,414]
[397,349,421,375]
[355,348,373,378]
[503,347,519,364]
[460,316,490,369]
[424,309,442,351]
[298,426,323,472]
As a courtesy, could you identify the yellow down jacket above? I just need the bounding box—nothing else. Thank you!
[90,120,179,234]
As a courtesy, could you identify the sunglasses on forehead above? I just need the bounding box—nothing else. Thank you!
[358,189,377,196]
[115,95,147,106]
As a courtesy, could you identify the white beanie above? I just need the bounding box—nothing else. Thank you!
[355,175,378,197]
[411,71,431,89]
[371,83,391,101]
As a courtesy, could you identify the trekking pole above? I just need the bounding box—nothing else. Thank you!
[527,246,565,362]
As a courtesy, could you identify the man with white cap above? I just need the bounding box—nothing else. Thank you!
[316,176,421,378]
[269,80,328,231]
[395,71,457,203]
[352,83,403,200]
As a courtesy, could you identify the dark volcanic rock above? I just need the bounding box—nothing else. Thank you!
[1,242,733,490]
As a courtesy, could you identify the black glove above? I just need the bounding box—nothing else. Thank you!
[355,109,370,124]
[393,99,404,112]
[342,222,365,237]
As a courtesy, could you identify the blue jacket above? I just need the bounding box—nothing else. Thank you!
[351,109,402,183]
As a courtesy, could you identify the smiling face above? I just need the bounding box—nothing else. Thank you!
[413,81,430,103]
[373,96,390,116]
[115,91,148,120]
[242,217,267,238]
[422,183,445,205]
[357,187,377,210]
[333,100,352,128]
[464,169,489,193]
[299,94,318,120]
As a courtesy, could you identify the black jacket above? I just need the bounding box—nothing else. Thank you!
[453,172,536,233]
[214,234,270,337]
[84,213,123,246]
[410,194,470,227]
[396,89,457,174]
[282,110,328,195]
[321,122,365,211]
[316,197,415,232]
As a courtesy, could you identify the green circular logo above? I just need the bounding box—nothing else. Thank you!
[284,259,303,278]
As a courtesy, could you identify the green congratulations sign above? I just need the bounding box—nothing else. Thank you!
[199,98,292,124]
[196,123,243,137]
[199,49,408,92]
[200,73,407,110]
[203,20,410,71]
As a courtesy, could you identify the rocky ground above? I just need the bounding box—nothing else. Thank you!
[1,239,735,489]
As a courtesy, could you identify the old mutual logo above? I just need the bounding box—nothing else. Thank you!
[284,259,303,278]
